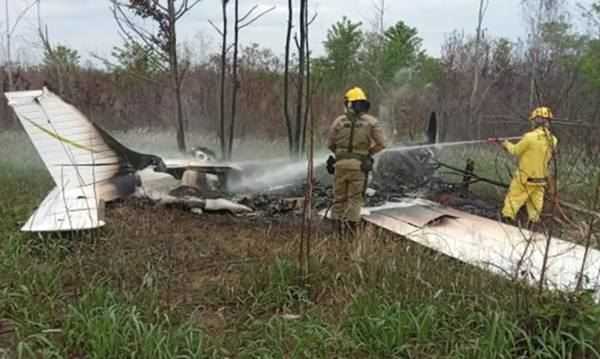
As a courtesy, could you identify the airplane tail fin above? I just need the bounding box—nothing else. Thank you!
[5,88,157,232]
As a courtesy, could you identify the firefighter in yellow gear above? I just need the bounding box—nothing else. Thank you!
[327,86,386,234]
[490,106,558,223]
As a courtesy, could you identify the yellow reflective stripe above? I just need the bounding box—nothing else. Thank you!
[21,115,97,153]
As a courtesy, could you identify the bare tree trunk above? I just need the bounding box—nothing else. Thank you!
[529,0,545,109]
[371,0,386,104]
[293,0,307,158]
[167,0,186,152]
[283,0,294,157]
[39,26,66,96]
[377,0,385,34]
[110,0,201,149]
[219,0,228,159]
[5,0,13,90]
[299,91,314,282]
[301,3,311,155]
[469,0,486,140]
[227,0,240,160]
[300,7,314,277]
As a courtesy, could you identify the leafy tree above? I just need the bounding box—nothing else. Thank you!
[413,54,442,86]
[40,42,80,98]
[581,2,600,88]
[381,21,423,83]
[354,19,424,101]
[491,38,513,74]
[540,19,585,60]
[582,39,600,89]
[317,16,364,89]
[537,18,587,93]
[581,1,600,89]
[111,41,163,80]
[240,43,281,74]
[43,45,80,71]
[358,31,385,91]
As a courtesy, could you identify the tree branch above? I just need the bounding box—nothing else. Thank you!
[308,12,318,26]
[360,67,385,95]
[176,0,204,20]
[176,0,187,15]
[239,6,276,30]
[9,0,39,35]
[111,2,169,62]
[142,0,167,13]
[179,59,191,83]
[208,19,224,36]
[578,3,600,29]
[474,65,511,115]
[239,5,259,23]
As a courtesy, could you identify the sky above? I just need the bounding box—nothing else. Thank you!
[2,0,595,65]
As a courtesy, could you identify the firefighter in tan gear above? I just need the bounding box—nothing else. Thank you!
[327,87,386,235]
[490,106,558,223]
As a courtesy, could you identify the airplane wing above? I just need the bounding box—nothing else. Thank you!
[363,199,600,300]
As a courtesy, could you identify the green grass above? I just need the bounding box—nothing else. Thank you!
[2,130,600,357]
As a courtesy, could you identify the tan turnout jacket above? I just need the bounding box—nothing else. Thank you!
[327,113,385,169]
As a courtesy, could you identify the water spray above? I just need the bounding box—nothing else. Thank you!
[231,136,522,193]
[378,136,521,155]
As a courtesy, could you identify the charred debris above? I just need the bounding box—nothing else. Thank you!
[136,146,499,221]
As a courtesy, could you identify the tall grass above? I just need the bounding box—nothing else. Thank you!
[228,238,600,358]
[61,287,206,359]
[8,286,208,358]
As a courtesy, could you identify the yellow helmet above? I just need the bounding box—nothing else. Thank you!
[529,106,554,121]
[344,86,367,102]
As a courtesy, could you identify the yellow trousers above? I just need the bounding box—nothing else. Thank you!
[333,166,366,222]
[502,177,545,222]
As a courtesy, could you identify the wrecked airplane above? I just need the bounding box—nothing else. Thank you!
[5,88,249,232]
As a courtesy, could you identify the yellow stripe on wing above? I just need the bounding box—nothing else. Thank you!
[21,115,98,153]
